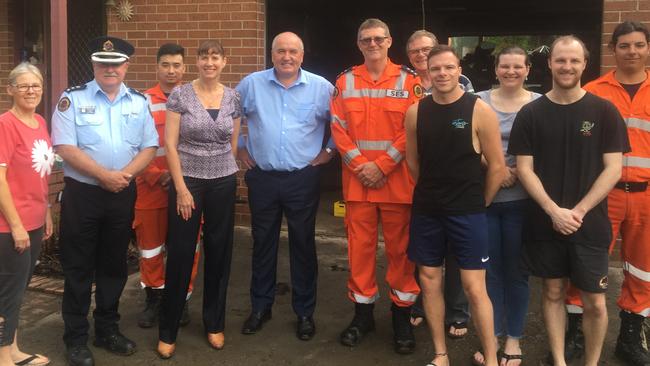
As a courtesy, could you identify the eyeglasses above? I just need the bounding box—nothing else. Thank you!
[408,47,433,56]
[12,84,43,92]
[358,36,389,46]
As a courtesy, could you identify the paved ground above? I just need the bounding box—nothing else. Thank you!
[17,196,634,365]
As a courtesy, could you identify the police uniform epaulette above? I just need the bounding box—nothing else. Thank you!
[64,84,87,93]
[400,65,418,76]
[129,88,147,99]
[335,66,354,80]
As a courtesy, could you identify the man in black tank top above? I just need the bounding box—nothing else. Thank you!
[508,36,629,366]
[404,45,506,366]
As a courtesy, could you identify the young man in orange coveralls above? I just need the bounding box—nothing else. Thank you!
[135,44,200,328]
[562,22,650,366]
[330,18,421,355]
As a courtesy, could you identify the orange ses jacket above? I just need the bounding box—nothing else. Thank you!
[584,70,650,182]
[330,60,422,204]
[135,83,169,210]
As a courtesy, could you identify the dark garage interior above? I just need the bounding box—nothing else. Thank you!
[266,0,604,201]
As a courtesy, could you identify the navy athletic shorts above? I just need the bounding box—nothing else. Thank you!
[408,212,489,270]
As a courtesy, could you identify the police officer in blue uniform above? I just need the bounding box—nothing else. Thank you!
[51,36,158,366]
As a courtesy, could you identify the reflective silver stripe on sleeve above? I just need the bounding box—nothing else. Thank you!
[394,70,407,90]
[155,147,166,157]
[623,156,650,169]
[356,140,393,150]
[626,117,650,133]
[332,115,348,130]
[386,145,403,163]
[343,148,362,165]
[150,103,166,113]
[343,88,388,98]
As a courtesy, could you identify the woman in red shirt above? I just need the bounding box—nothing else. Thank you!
[0,63,54,366]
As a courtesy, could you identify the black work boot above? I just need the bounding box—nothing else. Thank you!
[340,303,375,347]
[565,312,585,361]
[391,303,415,354]
[615,310,650,366]
[137,288,162,328]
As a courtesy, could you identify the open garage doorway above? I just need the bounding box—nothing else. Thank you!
[267,0,603,230]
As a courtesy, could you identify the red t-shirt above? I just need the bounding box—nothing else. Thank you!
[0,111,54,232]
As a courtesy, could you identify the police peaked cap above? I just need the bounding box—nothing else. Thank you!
[89,36,134,64]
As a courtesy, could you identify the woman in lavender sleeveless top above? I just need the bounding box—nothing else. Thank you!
[474,46,541,366]
[157,40,241,358]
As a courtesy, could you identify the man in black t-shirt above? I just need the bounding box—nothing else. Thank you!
[508,36,630,366]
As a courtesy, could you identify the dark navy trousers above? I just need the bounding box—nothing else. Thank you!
[245,165,320,317]
[59,178,136,346]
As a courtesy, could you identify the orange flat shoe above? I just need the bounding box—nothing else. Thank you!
[207,332,225,350]
[157,340,176,359]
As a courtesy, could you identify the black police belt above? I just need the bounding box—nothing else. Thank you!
[614,181,648,192]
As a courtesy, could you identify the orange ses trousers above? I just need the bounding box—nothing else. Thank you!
[134,208,200,295]
[345,201,420,306]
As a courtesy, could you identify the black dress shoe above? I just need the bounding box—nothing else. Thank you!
[93,331,137,355]
[296,316,316,341]
[241,310,272,334]
[66,344,95,366]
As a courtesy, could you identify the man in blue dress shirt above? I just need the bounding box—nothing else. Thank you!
[51,36,158,366]
[236,31,335,341]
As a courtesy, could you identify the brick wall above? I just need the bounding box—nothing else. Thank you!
[0,0,15,111]
[107,0,266,225]
[601,0,650,72]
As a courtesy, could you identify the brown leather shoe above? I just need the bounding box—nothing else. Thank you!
[156,341,175,359]
[207,332,225,350]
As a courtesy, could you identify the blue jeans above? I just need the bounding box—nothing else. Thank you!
[486,199,529,338]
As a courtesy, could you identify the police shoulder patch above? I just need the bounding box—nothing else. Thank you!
[400,65,418,76]
[413,83,424,99]
[57,97,71,112]
[64,84,87,93]
[129,88,147,99]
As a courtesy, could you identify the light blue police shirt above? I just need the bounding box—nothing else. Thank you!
[51,79,159,185]
[235,68,334,171]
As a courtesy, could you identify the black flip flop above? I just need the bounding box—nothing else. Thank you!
[14,354,50,366]
[500,352,523,365]
[446,321,468,339]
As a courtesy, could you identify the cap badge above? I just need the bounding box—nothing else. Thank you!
[103,40,114,52]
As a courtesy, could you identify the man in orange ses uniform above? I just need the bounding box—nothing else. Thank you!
[563,21,650,366]
[135,43,200,328]
[330,18,422,354]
